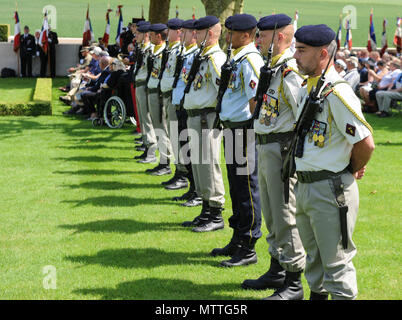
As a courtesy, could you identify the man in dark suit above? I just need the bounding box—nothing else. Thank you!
[48,27,59,78]
[20,26,36,77]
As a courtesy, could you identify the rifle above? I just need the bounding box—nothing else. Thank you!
[213,31,233,129]
[157,40,170,122]
[172,30,187,89]
[281,47,337,183]
[252,24,277,121]
[145,53,155,92]
[132,39,144,84]
[179,29,209,108]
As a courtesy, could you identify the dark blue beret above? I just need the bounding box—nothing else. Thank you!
[137,21,151,33]
[167,18,184,30]
[257,14,292,30]
[225,14,257,31]
[149,23,168,32]
[294,24,336,47]
[194,16,220,30]
[182,19,196,30]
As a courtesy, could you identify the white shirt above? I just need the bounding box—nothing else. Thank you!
[295,66,373,172]
[220,42,264,122]
[343,68,360,91]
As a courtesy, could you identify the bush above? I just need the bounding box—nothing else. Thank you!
[0,24,9,42]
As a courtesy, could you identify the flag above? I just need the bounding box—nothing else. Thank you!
[344,18,352,50]
[82,5,95,47]
[380,19,388,56]
[176,5,179,18]
[290,10,298,52]
[335,14,342,50]
[192,7,195,20]
[394,17,402,54]
[116,5,124,47]
[367,9,377,52]
[39,11,49,54]
[102,9,113,47]
[13,11,21,52]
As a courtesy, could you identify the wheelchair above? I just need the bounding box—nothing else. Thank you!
[92,72,138,129]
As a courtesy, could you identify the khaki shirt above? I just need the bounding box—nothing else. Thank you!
[147,42,167,89]
[183,43,226,110]
[160,41,181,93]
[295,66,373,172]
[135,42,153,82]
[254,48,304,134]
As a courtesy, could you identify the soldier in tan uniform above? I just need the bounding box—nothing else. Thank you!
[292,24,375,300]
[241,14,306,300]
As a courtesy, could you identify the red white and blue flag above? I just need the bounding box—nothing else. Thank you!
[335,14,342,50]
[82,5,95,46]
[381,19,388,56]
[116,5,124,47]
[367,9,377,52]
[344,18,352,50]
[39,11,49,54]
[102,8,113,47]
[13,11,21,52]
[394,17,402,54]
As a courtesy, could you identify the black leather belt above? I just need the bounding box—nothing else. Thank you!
[186,107,215,117]
[221,119,253,129]
[256,131,293,145]
[296,167,351,184]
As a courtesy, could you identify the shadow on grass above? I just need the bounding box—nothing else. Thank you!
[53,169,136,175]
[73,278,247,300]
[52,156,134,163]
[61,195,175,207]
[65,248,219,270]
[59,218,184,234]
[63,181,160,190]
[58,144,133,150]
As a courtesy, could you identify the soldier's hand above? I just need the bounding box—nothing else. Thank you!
[354,166,366,180]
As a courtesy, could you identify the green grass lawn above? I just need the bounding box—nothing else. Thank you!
[0,78,36,103]
[0,77,401,300]
[1,0,402,47]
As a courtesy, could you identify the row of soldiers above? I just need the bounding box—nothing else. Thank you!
[129,13,375,300]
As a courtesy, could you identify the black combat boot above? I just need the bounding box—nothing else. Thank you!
[263,271,304,300]
[210,232,241,257]
[309,291,329,300]
[219,238,258,267]
[181,200,210,227]
[241,257,286,290]
[192,206,224,232]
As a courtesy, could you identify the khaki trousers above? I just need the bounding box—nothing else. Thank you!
[136,85,157,150]
[187,111,225,208]
[257,142,306,272]
[295,172,359,300]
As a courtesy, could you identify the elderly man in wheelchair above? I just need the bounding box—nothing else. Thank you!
[91,57,138,128]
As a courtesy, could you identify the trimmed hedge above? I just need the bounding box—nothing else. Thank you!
[0,78,52,116]
[0,24,9,42]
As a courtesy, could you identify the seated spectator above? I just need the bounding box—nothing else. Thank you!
[358,48,370,62]
[335,59,347,77]
[361,58,402,113]
[60,47,102,106]
[79,56,112,118]
[369,50,381,64]
[344,56,360,91]
[375,63,402,117]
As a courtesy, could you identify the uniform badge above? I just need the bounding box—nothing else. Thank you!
[249,80,256,89]
[346,124,356,137]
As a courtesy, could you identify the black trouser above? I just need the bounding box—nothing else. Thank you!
[223,125,262,242]
[49,48,56,78]
[20,53,33,77]
[176,107,194,186]
[40,52,47,77]
[81,90,100,114]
